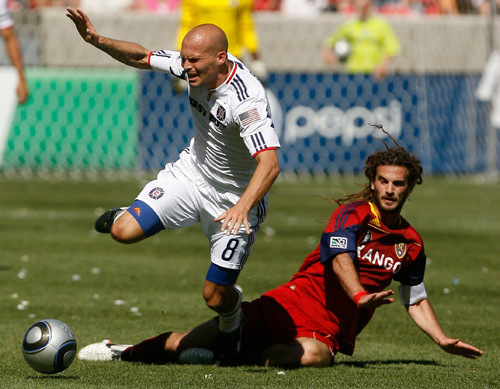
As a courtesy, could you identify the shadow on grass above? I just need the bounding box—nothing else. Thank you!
[233,360,440,373]
[337,359,440,368]
[26,375,80,380]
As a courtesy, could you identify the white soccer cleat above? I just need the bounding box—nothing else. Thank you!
[78,340,132,362]
[178,348,214,365]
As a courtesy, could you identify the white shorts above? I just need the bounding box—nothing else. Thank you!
[135,150,268,271]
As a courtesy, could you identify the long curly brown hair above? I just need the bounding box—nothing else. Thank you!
[333,126,423,205]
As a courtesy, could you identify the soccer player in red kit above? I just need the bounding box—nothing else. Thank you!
[78,138,483,367]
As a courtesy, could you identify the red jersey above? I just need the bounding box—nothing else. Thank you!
[263,201,426,355]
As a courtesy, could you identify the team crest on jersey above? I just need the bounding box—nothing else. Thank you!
[149,187,165,200]
[361,230,372,244]
[395,243,407,259]
[330,236,348,249]
[216,105,226,122]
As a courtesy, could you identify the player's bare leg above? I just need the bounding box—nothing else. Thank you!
[203,281,241,313]
[115,319,219,364]
[95,205,147,243]
[110,211,146,243]
[167,319,219,352]
[203,281,243,365]
[262,338,332,368]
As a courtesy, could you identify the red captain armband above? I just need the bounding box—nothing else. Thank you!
[353,291,368,307]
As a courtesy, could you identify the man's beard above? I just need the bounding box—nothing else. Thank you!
[373,189,408,215]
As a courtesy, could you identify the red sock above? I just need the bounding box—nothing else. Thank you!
[121,332,173,364]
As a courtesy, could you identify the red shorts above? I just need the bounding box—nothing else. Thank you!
[238,295,338,365]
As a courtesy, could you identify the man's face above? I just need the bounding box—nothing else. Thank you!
[355,0,372,18]
[370,165,411,216]
[180,41,222,89]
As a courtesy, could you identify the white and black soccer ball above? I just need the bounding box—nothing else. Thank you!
[22,319,77,374]
[334,39,351,62]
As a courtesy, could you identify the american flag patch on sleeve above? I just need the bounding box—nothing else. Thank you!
[239,108,261,127]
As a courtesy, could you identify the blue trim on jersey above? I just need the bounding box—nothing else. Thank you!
[256,197,267,224]
[128,200,164,237]
[336,202,362,232]
[231,75,249,101]
[206,263,240,285]
[320,224,360,264]
[394,251,426,285]
[251,132,267,151]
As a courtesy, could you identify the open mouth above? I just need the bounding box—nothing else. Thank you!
[187,73,199,82]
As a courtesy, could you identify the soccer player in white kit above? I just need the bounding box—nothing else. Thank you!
[66,8,281,365]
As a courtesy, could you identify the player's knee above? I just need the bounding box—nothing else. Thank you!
[299,340,332,367]
[301,352,330,367]
[110,222,131,243]
[300,350,331,367]
[110,217,145,244]
[165,332,184,353]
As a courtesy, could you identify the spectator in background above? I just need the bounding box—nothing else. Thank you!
[323,0,400,80]
[254,0,280,10]
[471,0,499,14]
[176,0,267,83]
[127,0,180,14]
[76,0,134,13]
[0,0,28,103]
[394,0,459,14]
[29,0,80,7]
[279,0,328,16]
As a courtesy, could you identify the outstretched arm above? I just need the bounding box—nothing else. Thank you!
[215,149,280,235]
[332,253,395,309]
[66,7,151,69]
[406,298,483,359]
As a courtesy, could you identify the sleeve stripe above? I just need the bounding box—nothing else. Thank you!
[250,132,267,151]
[335,202,362,231]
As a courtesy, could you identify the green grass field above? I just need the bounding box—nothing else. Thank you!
[0,175,498,388]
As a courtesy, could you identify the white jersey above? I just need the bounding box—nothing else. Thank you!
[148,50,280,195]
[0,0,14,30]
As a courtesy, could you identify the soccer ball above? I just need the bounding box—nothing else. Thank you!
[334,39,351,62]
[22,319,77,374]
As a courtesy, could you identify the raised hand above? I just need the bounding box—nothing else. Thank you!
[66,8,100,46]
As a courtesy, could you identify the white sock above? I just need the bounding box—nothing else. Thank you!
[219,286,242,333]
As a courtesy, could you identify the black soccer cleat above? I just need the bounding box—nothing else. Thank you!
[214,326,242,367]
[94,207,127,233]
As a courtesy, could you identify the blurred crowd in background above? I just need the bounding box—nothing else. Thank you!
[5,0,500,16]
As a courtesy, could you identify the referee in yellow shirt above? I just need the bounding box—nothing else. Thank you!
[323,0,400,80]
